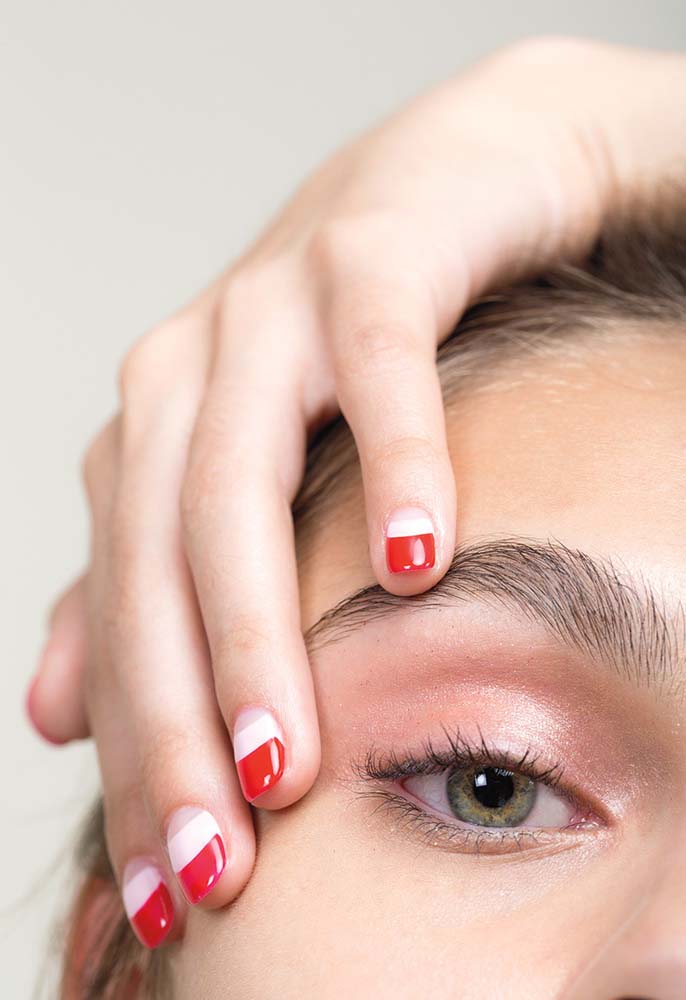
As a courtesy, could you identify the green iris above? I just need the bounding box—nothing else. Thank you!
[446,766,537,827]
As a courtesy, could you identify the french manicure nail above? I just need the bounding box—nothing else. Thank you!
[122,860,174,949]
[167,807,226,904]
[385,506,436,573]
[233,707,285,803]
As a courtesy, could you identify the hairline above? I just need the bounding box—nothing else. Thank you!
[293,193,686,539]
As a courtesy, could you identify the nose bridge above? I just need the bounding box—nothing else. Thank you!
[563,863,686,1000]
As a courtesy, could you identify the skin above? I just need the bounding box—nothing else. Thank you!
[166,334,686,999]
[26,39,686,933]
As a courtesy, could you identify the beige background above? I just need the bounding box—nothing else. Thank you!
[2,2,684,996]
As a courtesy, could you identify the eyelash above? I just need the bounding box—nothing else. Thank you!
[353,726,599,856]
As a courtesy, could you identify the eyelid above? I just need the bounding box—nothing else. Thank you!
[353,730,609,857]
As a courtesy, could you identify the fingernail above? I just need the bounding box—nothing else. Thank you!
[166,807,226,904]
[122,860,174,949]
[385,506,436,573]
[233,707,286,803]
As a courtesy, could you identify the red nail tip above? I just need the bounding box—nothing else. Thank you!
[177,834,226,904]
[130,882,174,949]
[386,532,436,573]
[237,737,285,802]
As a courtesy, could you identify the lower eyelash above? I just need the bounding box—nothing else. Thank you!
[357,785,559,857]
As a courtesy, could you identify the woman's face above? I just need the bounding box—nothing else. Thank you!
[170,334,686,998]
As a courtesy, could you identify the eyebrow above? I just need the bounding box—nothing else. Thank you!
[304,537,685,695]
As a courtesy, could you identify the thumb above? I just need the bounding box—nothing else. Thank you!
[26,575,90,744]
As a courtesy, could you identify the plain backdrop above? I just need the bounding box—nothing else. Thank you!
[2,2,685,996]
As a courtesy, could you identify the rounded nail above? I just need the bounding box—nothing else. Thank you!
[385,506,436,573]
[166,807,226,904]
[233,707,286,803]
[122,860,174,949]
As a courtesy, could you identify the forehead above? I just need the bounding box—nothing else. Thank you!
[298,332,686,632]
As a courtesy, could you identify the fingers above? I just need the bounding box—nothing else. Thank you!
[90,690,180,950]
[319,234,457,596]
[80,414,184,942]
[93,337,256,910]
[104,517,257,911]
[26,577,90,744]
[181,286,321,811]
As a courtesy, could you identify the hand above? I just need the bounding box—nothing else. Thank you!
[27,36,686,944]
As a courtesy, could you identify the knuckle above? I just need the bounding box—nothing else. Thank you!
[370,432,439,476]
[334,317,421,382]
[117,338,152,402]
[491,35,593,72]
[307,218,355,271]
[226,619,272,658]
[212,612,275,680]
[217,264,280,329]
[117,322,177,403]
[139,727,199,792]
[308,213,400,274]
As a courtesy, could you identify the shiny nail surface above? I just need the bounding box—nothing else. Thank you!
[122,860,174,949]
[385,506,436,573]
[234,707,285,802]
[167,807,226,904]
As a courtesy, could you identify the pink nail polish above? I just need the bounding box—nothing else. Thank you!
[166,807,226,904]
[233,707,285,802]
[385,506,436,573]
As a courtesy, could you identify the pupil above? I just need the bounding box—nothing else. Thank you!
[472,768,515,809]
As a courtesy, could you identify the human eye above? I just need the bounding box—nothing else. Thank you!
[355,728,607,856]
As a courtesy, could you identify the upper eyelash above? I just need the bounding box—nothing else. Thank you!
[354,724,566,790]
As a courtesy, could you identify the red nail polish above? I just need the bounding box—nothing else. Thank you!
[122,861,174,949]
[167,808,226,904]
[234,708,285,803]
[386,508,436,573]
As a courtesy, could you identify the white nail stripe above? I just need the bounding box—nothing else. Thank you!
[168,811,221,874]
[123,867,163,919]
[387,517,434,538]
[233,712,282,761]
